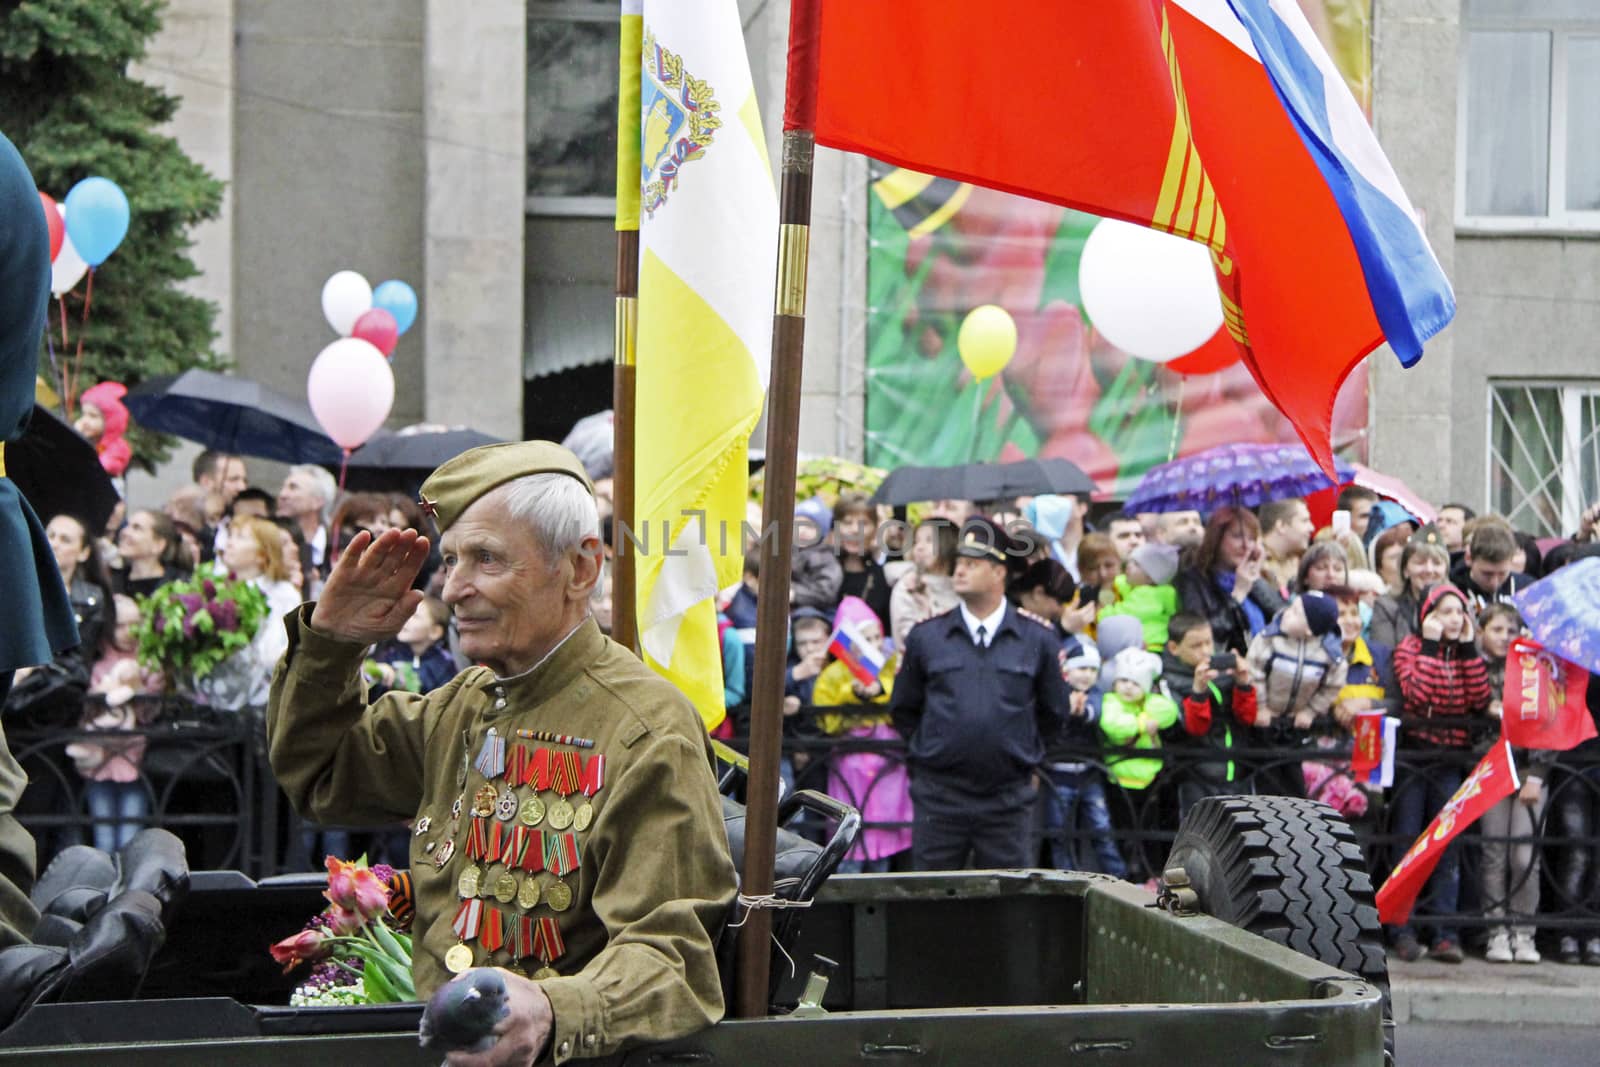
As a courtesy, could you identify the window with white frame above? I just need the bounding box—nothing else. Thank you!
[1488,382,1600,538]
[1458,0,1600,230]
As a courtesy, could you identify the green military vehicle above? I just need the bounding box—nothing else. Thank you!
[0,787,1390,1065]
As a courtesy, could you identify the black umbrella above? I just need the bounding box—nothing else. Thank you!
[342,425,504,491]
[124,369,343,465]
[9,404,119,532]
[871,457,1096,506]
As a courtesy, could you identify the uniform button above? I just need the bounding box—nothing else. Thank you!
[584,1034,597,1047]
[559,1040,571,1056]
[494,699,507,710]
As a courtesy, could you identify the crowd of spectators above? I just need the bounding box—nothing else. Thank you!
[702,486,1600,968]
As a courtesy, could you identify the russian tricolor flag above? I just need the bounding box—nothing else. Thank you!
[829,621,887,687]
[791,0,1455,474]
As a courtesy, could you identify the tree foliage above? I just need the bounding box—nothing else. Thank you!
[0,0,224,468]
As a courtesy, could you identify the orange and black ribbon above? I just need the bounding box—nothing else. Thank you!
[552,751,582,796]
[529,747,552,790]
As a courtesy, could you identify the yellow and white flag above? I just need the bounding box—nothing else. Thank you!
[632,0,776,730]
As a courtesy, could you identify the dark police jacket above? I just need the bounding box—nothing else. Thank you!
[890,603,1068,793]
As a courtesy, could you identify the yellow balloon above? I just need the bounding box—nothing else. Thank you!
[957,305,1018,380]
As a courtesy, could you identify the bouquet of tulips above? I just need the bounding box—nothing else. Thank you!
[270,856,416,1005]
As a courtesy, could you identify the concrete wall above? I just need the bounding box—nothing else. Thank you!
[233,0,426,426]
[422,0,526,440]
[1368,0,1460,507]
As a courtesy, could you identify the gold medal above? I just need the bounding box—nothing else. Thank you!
[545,880,573,912]
[532,966,559,980]
[518,795,545,827]
[518,878,541,910]
[473,784,498,817]
[573,801,594,833]
[445,943,474,974]
[495,872,518,904]
[457,865,482,899]
[547,797,575,831]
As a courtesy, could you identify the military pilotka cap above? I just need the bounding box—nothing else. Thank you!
[956,516,1015,564]
[417,441,594,534]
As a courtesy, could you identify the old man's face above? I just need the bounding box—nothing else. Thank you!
[439,492,576,676]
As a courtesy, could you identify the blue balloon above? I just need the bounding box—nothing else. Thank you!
[63,177,130,267]
[372,280,419,336]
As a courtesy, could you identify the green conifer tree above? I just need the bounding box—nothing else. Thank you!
[0,0,224,468]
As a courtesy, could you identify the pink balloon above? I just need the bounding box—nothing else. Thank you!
[307,338,394,449]
[351,307,399,357]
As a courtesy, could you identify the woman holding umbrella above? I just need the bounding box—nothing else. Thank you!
[1172,506,1284,655]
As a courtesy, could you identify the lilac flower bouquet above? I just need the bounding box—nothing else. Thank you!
[133,563,270,681]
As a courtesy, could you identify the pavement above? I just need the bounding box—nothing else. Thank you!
[1391,953,1600,1026]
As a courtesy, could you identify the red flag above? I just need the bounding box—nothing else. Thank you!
[788,0,1452,474]
[1376,742,1520,926]
[1502,637,1596,751]
[1350,711,1385,778]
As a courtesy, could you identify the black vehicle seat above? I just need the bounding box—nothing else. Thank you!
[0,829,188,1031]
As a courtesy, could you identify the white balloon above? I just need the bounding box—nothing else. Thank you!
[51,204,89,297]
[320,269,373,336]
[307,337,394,449]
[1078,219,1224,362]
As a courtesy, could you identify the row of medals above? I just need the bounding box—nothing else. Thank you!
[436,762,592,976]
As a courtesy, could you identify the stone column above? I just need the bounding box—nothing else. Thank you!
[1367,0,1459,504]
[422,0,527,439]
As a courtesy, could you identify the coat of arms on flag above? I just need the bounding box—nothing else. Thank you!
[641,30,722,216]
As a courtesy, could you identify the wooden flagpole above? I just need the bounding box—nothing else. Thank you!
[611,1,643,654]
[736,0,821,1020]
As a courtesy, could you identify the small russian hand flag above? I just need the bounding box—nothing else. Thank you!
[829,621,886,687]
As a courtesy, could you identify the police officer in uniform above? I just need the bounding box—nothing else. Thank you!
[0,131,79,950]
[268,442,736,1065]
[891,517,1069,870]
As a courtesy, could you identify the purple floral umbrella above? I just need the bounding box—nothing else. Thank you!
[1125,443,1355,514]
[1512,557,1600,676]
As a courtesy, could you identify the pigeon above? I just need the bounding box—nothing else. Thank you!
[419,968,510,1053]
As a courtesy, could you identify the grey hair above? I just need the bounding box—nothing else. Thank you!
[288,464,340,522]
[497,473,600,564]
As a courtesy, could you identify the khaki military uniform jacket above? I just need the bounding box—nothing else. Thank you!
[267,610,736,1062]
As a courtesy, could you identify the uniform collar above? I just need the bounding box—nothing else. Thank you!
[475,617,605,709]
[956,599,1008,645]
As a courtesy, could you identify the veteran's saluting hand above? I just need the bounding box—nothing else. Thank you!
[310,528,432,644]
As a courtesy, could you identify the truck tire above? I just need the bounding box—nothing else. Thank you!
[1164,794,1393,1061]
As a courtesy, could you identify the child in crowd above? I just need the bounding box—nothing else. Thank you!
[1099,542,1180,652]
[1041,641,1126,878]
[1476,603,1550,965]
[67,595,162,852]
[1387,583,1492,963]
[1159,613,1257,816]
[811,597,910,873]
[1099,648,1181,793]
[75,381,132,477]
[366,596,456,696]
[1245,591,1348,733]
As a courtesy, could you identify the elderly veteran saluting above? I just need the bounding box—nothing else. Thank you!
[267,441,736,1065]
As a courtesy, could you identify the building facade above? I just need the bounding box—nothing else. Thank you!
[134,1,1597,533]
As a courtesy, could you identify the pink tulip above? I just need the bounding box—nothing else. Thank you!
[270,927,330,972]
[323,856,391,923]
